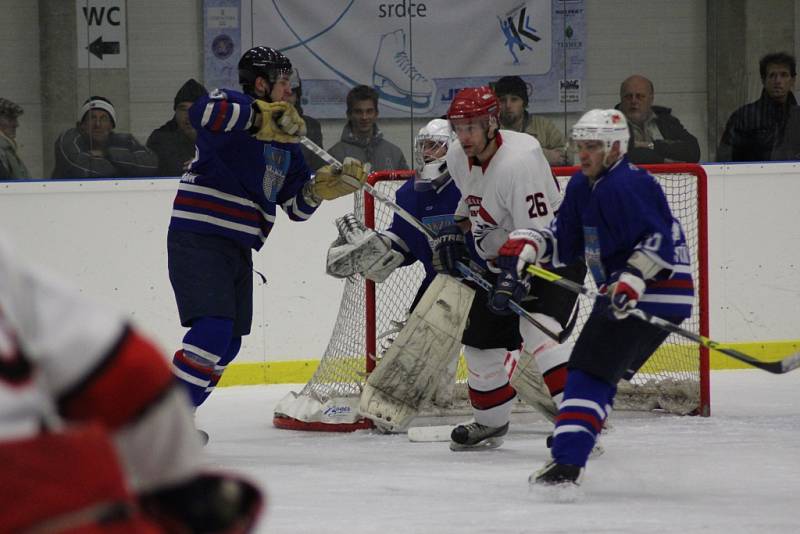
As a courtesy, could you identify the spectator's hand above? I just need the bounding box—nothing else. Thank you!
[252,101,306,143]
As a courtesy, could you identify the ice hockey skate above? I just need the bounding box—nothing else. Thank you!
[530,460,584,487]
[449,421,509,451]
[372,29,434,110]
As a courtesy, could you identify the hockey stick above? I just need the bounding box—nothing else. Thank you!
[525,264,800,374]
[299,136,565,342]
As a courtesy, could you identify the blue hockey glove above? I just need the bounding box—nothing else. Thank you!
[606,269,646,319]
[432,224,467,277]
[488,271,531,315]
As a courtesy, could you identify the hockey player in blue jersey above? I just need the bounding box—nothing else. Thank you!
[492,108,694,486]
[167,46,369,417]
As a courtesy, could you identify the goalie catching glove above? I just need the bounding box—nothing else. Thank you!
[304,157,370,203]
[326,214,404,282]
[252,100,306,143]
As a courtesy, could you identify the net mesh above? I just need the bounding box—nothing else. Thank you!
[279,166,708,426]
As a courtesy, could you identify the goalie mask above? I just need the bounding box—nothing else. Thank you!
[413,118,453,191]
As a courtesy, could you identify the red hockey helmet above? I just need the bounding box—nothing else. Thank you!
[447,86,499,121]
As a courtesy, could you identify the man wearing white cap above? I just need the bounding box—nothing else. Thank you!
[52,96,158,178]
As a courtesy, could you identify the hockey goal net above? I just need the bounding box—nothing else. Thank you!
[273,164,710,431]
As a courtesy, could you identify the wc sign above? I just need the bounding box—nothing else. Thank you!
[76,0,127,69]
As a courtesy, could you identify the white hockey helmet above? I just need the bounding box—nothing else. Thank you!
[413,118,453,191]
[570,109,630,157]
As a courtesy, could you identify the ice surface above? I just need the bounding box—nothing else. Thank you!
[196,371,800,533]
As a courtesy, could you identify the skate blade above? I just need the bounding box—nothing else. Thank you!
[449,436,504,452]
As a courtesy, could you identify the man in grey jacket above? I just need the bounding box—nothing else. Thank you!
[329,85,408,172]
[52,96,158,179]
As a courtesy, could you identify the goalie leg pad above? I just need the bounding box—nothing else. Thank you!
[510,348,559,422]
[358,275,475,431]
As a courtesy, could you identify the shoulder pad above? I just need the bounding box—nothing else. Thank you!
[208,89,228,101]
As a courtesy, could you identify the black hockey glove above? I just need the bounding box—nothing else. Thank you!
[488,271,531,315]
[140,473,263,533]
[432,224,467,277]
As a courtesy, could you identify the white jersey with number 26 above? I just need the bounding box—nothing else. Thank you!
[447,129,562,267]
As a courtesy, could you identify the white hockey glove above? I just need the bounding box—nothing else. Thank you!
[494,229,549,277]
[605,269,646,319]
[326,214,404,281]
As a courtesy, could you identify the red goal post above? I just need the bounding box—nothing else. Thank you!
[273,165,710,432]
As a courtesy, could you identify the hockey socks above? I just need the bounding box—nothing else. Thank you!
[197,336,241,405]
[171,317,233,407]
[551,369,613,467]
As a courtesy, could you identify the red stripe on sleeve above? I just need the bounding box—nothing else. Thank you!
[209,100,230,132]
[60,329,174,430]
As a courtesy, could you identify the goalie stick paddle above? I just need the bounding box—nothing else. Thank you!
[299,136,569,343]
[526,264,800,375]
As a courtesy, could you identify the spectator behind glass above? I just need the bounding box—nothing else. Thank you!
[493,75,567,166]
[718,52,798,162]
[329,85,408,171]
[147,79,207,176]
[52,96,158,179]
[287,68,325,170]
[0,97,31,180]
[617,75,700,164]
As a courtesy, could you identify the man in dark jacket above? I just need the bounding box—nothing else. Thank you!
[617,75,700,164]
[329,85,408,172]
[718,52,798,162]
[147,79,208,176]
[52,96,159,179]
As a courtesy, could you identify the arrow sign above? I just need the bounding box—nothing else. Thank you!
[88,36,121,60]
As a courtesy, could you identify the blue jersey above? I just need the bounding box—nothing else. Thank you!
[169,89,318,250]
[548,156,694,319]
[383,177,481,307]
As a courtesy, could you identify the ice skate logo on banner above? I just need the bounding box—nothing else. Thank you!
[498,4,541,64]
[372,29,434,111]
[272,1,434,113]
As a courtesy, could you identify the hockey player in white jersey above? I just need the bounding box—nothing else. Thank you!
[0,233,262,532]
[432,86,586,450]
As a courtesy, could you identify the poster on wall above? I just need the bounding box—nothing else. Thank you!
[203,0,242,93]
[204,0,585,118]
